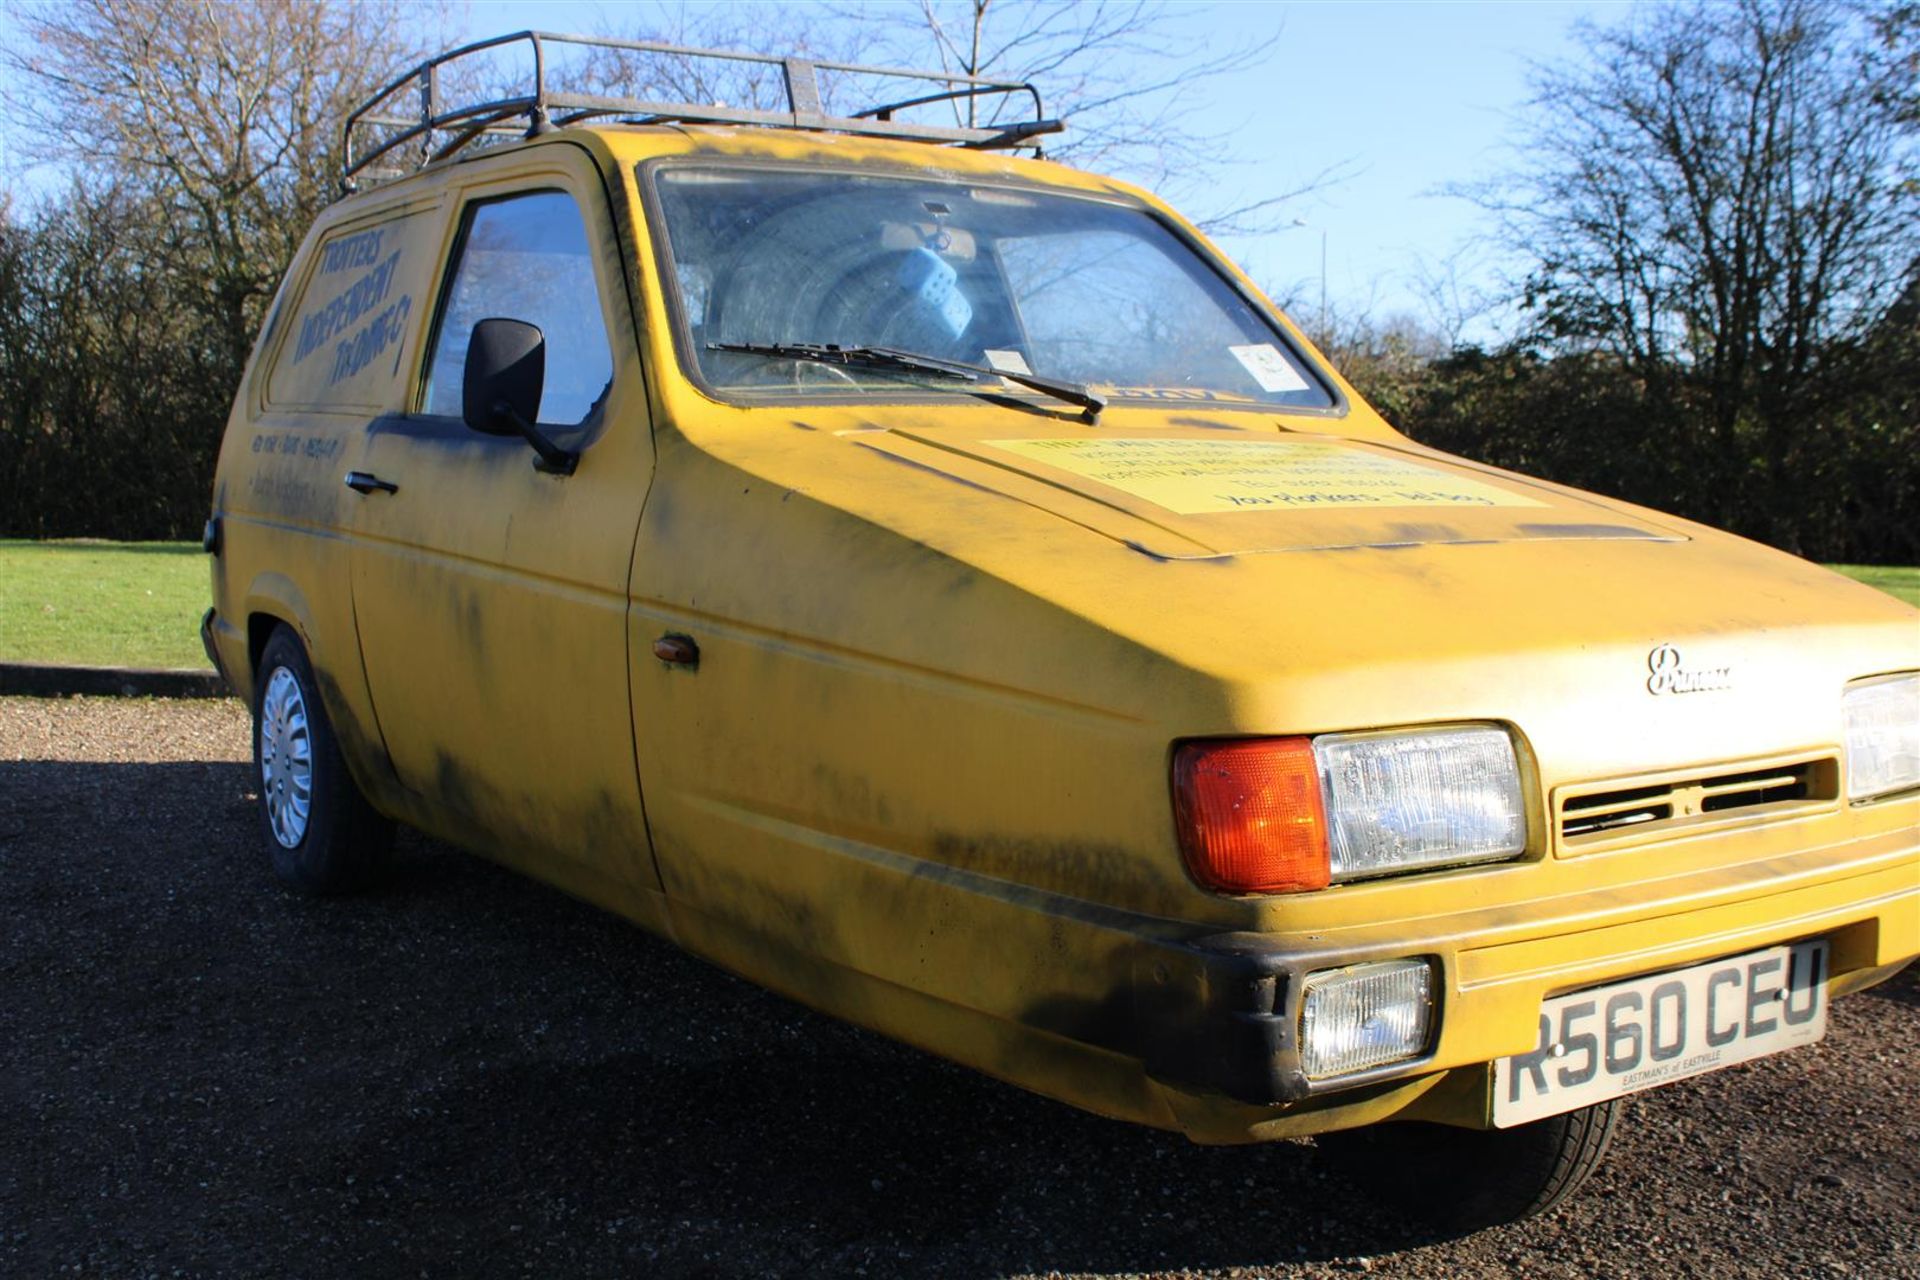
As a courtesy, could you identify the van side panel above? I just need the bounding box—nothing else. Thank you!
[209,195,449,809]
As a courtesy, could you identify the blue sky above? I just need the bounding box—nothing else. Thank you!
[455,0,1618,339]
[1205,1,1611,333]
[2,0,1619,340]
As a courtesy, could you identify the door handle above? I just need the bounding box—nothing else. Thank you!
[344,471,398,495]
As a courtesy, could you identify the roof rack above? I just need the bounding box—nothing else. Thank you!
[343,30,1064,192]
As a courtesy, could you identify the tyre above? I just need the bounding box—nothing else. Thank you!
[1315,1100,1621,1230]
[252,624,393,893]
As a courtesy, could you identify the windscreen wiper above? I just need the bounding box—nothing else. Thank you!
[708,341,1105,423]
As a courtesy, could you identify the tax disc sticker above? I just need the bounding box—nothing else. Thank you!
[1228,343,1310,393]
[986,438,1547,514]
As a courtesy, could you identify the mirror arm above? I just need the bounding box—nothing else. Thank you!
[493,401,578,476]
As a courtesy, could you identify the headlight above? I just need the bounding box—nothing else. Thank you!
[1172,724,1528,894]
[1300,958,1434,1079]
[1315,726,1528,881]
[1843,674,1920,802]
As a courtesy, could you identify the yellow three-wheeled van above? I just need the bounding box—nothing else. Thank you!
[203,32,1919,1230]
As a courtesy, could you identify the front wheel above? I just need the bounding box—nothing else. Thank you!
[1315,1100,1621,1230]
[252,625,393,893]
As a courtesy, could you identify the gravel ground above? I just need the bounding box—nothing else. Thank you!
[3,695,1916,1279]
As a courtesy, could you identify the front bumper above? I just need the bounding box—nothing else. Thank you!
[1025,820,1918,1140]
[665,784,1916,1147]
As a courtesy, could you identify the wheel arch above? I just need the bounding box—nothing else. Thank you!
[241,571,402,814]
[239,571,323,704]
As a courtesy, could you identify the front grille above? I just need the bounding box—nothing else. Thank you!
[1558,755,1840,851]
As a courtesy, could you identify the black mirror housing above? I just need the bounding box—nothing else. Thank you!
[463,318,545,437]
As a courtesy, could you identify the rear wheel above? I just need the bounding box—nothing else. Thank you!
[1315,1100,1621,1230]
[252,625,392,893]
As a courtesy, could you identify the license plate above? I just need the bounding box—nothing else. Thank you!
[1492,940,1828,1127]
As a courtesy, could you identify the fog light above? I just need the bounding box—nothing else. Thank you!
[1300,958,1434,1079]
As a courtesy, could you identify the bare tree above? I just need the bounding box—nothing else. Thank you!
[1469,1,1916,411]
[1870,3,1919,131]
[1408,248,1504,351]
[1,0,441,538]
[1447,0,1918,555]
[3,0,431,369]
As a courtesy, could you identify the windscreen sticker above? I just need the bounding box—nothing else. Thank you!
[987,438,1547,514]
[983,348,1033,375]
[1228,343,1310,393]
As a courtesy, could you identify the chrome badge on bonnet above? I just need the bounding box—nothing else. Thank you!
[1647,643,1734,695]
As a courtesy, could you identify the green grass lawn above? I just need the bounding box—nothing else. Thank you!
[0,539,1914,671]
[0,540,210,669]
[1825,564,1920,608]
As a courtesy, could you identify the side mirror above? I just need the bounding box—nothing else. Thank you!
[463,318,542,435]
[461,318,576,475]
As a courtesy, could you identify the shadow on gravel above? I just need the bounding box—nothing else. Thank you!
[5,755,1905,1278]
[0,757,1463,1277]
[1858,963,1920,1008]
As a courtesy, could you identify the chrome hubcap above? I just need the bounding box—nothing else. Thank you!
[259,667,314,849]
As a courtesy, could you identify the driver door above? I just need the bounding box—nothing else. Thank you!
[345,156,659,893]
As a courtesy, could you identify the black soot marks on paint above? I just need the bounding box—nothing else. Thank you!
[429,750,492,833]
[929,832,1175,917]
[854,442,1007,498]
[421,749,640,879]
[1381,523,1466,545]
[810,762,897,830]
[660,855,855,988]
[1012,932,1316,1106]
[312,666,399,795]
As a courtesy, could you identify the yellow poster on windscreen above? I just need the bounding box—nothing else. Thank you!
[987,438,1545,515]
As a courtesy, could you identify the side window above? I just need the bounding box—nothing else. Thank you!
[267,209,435,411]
[421,191,615,426]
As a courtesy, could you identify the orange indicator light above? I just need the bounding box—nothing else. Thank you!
[1172,738,1331,893]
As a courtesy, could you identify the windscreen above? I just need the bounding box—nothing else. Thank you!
[652,166,1335,409]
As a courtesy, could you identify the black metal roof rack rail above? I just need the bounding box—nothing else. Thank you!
[343,30,1063,192]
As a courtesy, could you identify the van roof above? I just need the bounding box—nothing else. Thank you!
[343,30,1063,196]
